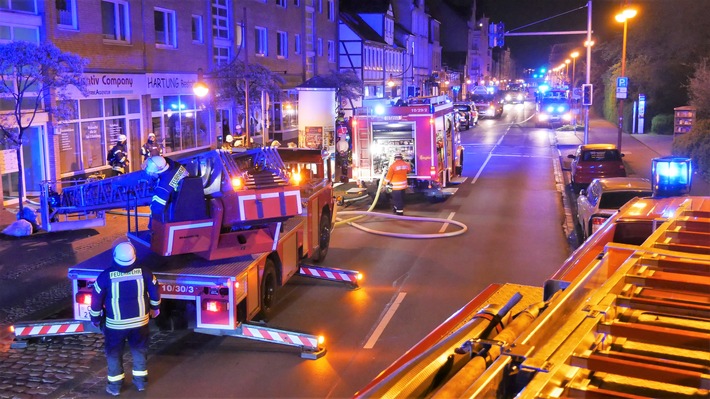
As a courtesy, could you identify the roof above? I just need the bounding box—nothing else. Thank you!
[340,11,386,44]
[297,76,337,89]
[594,177,652,192]
[341,0,391,14]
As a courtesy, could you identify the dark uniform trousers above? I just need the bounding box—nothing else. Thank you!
[105,325,150,385]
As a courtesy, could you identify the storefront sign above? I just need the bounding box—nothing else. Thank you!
[146,73,198,95]
[79,73,145,97]
[304,126,323,149]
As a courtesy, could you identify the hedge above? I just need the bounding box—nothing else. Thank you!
[672,118,710,182]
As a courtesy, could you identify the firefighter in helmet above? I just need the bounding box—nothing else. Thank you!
[143,156,190,225]
[221,134,234,151]
[383,153,411,215]
[140,133,162,161]
[107,134,129,176]
[90,240,161,396]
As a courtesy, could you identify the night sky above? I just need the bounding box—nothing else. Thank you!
[471,0,623,72]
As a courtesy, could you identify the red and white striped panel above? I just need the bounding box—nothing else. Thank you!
[14,322,85,337]
[241,325,319,350]
[299,266,358,284]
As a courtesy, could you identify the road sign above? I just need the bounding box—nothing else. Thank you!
[617,77,628,88]
[616,87,627,99]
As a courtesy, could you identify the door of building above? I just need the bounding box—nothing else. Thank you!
[128,118,142,171]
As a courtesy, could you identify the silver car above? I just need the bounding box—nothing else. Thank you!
[576,177,653,239]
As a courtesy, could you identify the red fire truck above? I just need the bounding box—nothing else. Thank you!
[350,95,461,200]
[12,147,360,359]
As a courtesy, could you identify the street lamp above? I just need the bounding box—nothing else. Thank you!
[615,7,637,150]
[193,68,209,97]
[570,51,579,88]
[565,59,571,85]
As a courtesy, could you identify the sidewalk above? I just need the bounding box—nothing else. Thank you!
[557,117,709,196]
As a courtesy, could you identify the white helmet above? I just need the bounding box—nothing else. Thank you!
[148,133,156,139]
[225,134,234,143]
[143,155,169,176]
[113,241,136,266]
[235,124,242,130]
[270,140,281,147]
[118,134,127,142]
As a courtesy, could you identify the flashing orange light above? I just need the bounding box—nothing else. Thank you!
[9,325,14,333]
[429,118,434,124]
[317,335,325,346]
[356,272,363,282]
[352,119,358,126]
[231,176,244,191]
[291,171,303,186]
[234,281,240,290]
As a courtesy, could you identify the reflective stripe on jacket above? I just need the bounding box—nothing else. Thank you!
[385,159,411,190]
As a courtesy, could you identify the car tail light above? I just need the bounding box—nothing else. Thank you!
[203,300,228,312]
[76,292,92,305]
[430,166,436,177]
[591,216,608,233]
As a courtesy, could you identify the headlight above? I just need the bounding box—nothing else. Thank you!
[505,94,512,101]
[557,106,566,113]
[546,106,554,112]
[562,113,572,121]
[538,113,549,121]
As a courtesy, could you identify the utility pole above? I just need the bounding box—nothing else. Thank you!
[584,0,591,145]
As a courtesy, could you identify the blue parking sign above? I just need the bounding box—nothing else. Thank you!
[617,77,629,88]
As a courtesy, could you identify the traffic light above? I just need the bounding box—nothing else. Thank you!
[582,84,593,106]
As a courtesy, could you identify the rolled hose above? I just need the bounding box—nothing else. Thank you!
[334,171,468,239]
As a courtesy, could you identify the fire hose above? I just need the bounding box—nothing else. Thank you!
[333,171,468,239]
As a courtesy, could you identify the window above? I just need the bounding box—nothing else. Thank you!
[213,45,230,65]
[192,15,203,43]
[317,38,322,56]
[154,8,176,47]
[293,0,299,5]
[212,0,228,39]
[235,22,244,49]
[255,26,267,56]
[327,0,334,21]
[294,33,301,54]
[277,31,287,58]
[276,0,286,8]
[317,0,322,13]
[56,0,77,29]
[0,0,36,13]
[0,24,39,42]
[327,40,335,63]
[101,0,130,42]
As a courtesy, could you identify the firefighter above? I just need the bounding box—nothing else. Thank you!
[89,241,161,396]
[143,155,190,225]
[107,134,129,176]
[140,133,162,161]
[221,134,234,151]
[233,124,246,147]
[383,153,411,215]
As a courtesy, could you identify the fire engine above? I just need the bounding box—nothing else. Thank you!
[356,157,710,397]
[350,95,461,200]
[13,147,361,359]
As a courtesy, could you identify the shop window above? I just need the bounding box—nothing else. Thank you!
[127,99,140,114]
[81,120,105,169]
[57,122,80,174]
[151,98,162,112]
[80,99,103,119]
[104,98,126,117]
[102,0,130,42]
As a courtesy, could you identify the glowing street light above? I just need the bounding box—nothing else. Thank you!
[614,6,637,150]
[570,51,579,88]
[193,68,209,97]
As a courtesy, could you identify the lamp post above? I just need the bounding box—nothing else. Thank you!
[615,7,637,150]
[570,51,579,89]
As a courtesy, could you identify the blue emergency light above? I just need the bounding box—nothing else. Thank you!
[651,156,692,197]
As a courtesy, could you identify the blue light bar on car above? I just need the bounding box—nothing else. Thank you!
[651,156,692,197]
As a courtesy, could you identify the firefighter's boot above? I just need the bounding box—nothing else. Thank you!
[133,378,146,392]
[106,383,121,396]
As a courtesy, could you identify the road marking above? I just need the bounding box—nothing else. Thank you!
[364,292,407,349]
[439,212,455,233]
[471,126,508,185]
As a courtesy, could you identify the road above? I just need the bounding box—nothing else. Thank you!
[0,100,586,398]
[76,100,570,398]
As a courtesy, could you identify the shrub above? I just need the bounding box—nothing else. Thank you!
[672,118,710,182]
[651,114,675,134]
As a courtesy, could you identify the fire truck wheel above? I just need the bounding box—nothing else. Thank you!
[258,260,278,321]
[311,211,331,263]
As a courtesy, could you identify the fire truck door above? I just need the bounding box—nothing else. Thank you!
[355,125,371,181]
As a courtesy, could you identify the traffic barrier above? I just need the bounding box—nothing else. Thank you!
[239,324,326,359]
[299,264,361,287]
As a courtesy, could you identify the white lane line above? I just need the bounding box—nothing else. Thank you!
[364,292,407,349]
[439,212,455,233]
[471,126,509,185]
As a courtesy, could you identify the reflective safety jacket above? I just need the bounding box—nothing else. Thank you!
[150,158,189,216]
[90,263,161,330]
[384,159,411,191]
[141,141,162,161]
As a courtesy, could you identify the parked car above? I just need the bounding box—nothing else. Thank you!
[453,102,478,130]
[472,94,503,119]
[568,144,626,191]
[576,177,653,239]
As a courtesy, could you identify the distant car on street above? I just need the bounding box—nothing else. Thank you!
[535,96,571,127]
[503,90,525,104]
[453,102,478,130]
[576,177,653,239]
[568,143,627,191]
[472,94,503,119]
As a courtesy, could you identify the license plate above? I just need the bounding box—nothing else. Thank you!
[78,304,91,320]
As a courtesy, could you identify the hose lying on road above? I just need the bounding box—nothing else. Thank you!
[334,172,468,239]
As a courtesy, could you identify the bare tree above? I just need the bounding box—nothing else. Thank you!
[0,41,87,213]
